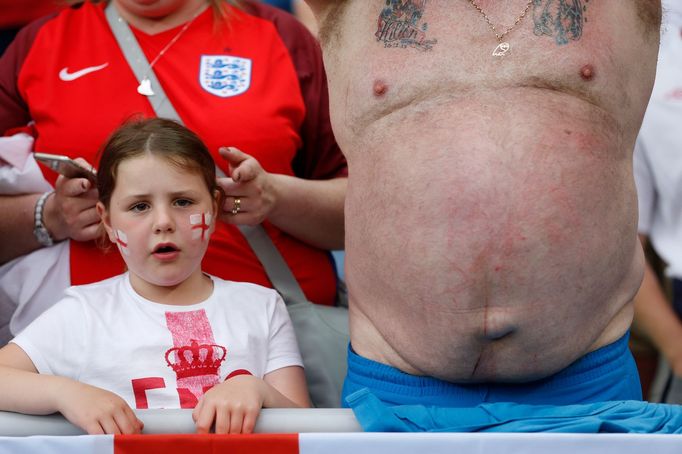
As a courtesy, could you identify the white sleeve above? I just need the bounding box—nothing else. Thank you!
[265,293,303,374]
[10,288,88,380]
[633,137,656,235]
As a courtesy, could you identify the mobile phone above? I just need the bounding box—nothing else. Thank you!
[34,152,97,183]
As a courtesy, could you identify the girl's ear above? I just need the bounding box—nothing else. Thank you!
[96,202,116,243]
[208,189,221,234]
[212,188,222,218]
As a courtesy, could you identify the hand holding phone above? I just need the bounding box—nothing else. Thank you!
[34,152,97,184]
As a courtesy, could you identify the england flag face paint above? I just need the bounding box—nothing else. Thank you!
[190,213,212,241]
[115,229,130,256]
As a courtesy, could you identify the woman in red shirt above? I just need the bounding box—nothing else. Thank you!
[0,0,346,340]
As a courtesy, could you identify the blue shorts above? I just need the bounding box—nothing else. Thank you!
[342,332,642,407]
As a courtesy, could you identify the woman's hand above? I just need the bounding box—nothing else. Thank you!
[217,147,277,226]
[193,375,266,434]
[44,158,100,242]
[216,146,345,250]
[55,381,143,435]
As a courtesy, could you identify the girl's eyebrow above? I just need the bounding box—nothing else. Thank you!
[119,193,150,201]
[120,189,201,201]
[169,189,202,197]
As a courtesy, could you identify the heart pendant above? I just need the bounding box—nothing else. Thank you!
[137,78,155,96]
[492,42,510,57]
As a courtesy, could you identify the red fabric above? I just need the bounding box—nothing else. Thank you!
[70,240,126,285]
[114,434,299,454]
[0,0,63,28]
[226,369,253,380]
[0,1,345,304]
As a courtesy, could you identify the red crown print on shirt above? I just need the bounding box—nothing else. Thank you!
[165,339,227,379]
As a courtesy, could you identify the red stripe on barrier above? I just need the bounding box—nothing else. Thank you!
[114,433,299,454]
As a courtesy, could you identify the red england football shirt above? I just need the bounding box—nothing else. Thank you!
[0,1,346,305]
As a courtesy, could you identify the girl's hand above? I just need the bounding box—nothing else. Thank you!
[193,375,265,434]
[44,157,100,242]
[55,381,143,435]
[217,147,277,226]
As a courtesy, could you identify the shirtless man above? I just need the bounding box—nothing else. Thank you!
[305,0,662,405]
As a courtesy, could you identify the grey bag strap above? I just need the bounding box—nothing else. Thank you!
[105,2,180,120]
[106,3,310,307]
[236,225,309,306]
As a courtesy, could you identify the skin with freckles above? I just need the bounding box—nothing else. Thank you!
[305,0,661,382]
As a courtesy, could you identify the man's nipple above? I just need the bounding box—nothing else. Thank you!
[580,64,595,81]
[373,80,388,97]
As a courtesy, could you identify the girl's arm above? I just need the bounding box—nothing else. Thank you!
[193,365,310,434]
[0,343,57,414]
[0,343,143,434]
[263,365,311,408]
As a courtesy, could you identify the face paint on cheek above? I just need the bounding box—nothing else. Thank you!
[190,213,212,241]
[115,229,130,256]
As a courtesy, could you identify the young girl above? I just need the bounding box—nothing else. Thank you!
[0,118,310,435]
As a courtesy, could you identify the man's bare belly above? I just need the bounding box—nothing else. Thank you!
[317,0,659,382]
[344,87,643,382]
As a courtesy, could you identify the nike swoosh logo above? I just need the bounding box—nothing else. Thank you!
[59,63,109,81]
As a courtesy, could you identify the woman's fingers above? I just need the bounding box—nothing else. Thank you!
[226,196,246,216]
[219,147,261,182]
[48,174,101,241]
[56,174,93,197]
[80,206,101,225]
[232,159,260,183]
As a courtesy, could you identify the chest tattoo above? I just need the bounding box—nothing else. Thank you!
[533,0,588,45]
[375,0,438,51]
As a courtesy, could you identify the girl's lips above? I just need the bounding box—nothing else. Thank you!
[152,243,180,261]
[153,242,178,252]
[153,250,180,261]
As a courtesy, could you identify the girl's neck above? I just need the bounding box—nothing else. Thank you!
[113,0,209,35]
[129,270,214,306]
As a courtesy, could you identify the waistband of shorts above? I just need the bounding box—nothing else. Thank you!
[346,331,632,396]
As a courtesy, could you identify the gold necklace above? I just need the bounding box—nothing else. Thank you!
[468,0,533,57]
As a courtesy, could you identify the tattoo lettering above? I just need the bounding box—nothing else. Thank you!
[375,0,438,51]
[533,0,588,46]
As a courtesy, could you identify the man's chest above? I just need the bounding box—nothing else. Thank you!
[323,1,655,68]
[321,0,658,138]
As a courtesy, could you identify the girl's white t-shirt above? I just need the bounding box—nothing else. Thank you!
[11,273,302,409]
